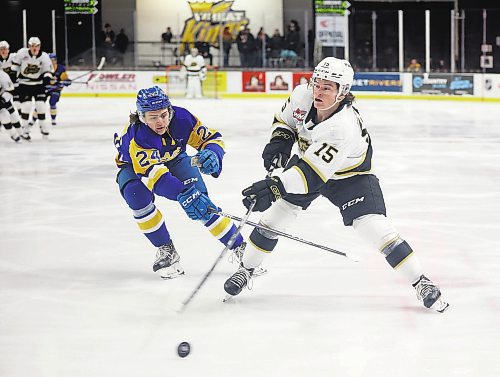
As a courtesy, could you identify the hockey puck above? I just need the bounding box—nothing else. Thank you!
[177,341,191,358]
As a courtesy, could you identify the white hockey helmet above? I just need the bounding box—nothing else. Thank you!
[28,37,41,47]
[312,57,354,98]
[0,40,9,49]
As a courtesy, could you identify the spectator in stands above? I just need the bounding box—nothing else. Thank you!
[115,28,129,66]
[222,26,233,67]
[407,58,422,72]
[103,23,115,45]
[268,29,283,67]
[237,27,256,68]
[284,20,301,55]
[432,58,446,72]
[255,27,270,67]
[162,27,173,43]
[102,23,116,64]
[194,41,213,66]
[269,29,284,59]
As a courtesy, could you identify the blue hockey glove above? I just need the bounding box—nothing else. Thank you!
[242,176,287,212]
[195,149,220,175]
[177,185,217,221]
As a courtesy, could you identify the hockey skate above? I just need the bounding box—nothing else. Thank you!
[413,275,449,313]
[20,133,31,141]
[224,264,254,299]
[231,242,267,277]
[153,241,184,280]
[7,129,20,142]
[39,124,49,137]
[20,124,31,141]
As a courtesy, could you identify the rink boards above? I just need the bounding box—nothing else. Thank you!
[62,69,500,101]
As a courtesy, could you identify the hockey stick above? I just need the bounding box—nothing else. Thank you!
[69,56,106,82]
[45,57,106,94]
[210,209,359,262]
[178,159,279,312]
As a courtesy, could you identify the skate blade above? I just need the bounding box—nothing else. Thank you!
[252,266,268,277]
[160,270,185,280]
[157,263,185,280]
[432,298,450,313]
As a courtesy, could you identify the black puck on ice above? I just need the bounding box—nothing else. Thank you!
[177,341,191,358]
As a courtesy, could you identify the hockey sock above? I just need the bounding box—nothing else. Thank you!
[204,214,243,249]
[20,112,30,133]
[123,180,171,247]
[240,227,279,269]
[50,107,57,121]
[384,240,423,284]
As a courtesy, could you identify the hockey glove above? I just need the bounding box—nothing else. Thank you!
[242,176,287,212]
[177,185,217,221]
[194,149,220,175]
[43,75,52,86]
[262,127,296,171]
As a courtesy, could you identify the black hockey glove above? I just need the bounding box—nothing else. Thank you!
[43,75,52,86]
[262,127,296,171]
[242,176,287,212]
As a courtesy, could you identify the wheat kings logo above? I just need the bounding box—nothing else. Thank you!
[181,1,249,50]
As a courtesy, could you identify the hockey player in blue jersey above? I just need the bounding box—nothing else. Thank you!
[114,86,246,279]
[31,53,71,127]
[47,53,70,125]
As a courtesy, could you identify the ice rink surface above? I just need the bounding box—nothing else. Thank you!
[1,96,500,377]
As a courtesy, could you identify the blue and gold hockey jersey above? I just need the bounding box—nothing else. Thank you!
[51,63,69,91]
[114,106,225,192]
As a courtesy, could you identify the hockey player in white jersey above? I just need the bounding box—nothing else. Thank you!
[0,40,17,82]
[224,57,449,313]
[182,47,207,99]
[0,70,22,142]
[0,40,20,110]
[11,37,53,140]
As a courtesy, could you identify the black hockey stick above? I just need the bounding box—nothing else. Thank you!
[178,159,279,312]
[210,209,359,262]
[46,57,106,94]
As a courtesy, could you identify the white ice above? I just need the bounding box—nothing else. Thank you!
[1,96,500,377]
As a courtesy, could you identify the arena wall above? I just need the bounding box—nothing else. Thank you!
[63,70,500,102]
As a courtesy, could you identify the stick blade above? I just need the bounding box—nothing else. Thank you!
[96,56,106,70]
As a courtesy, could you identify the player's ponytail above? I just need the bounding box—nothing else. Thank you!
[129,111,140,124]
[342,92,356,105]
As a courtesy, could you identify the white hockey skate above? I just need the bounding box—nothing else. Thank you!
[414,275,449,313]
[20,123,32,141]
[230,242,267,277]
[39,123,49,138]
[7,129,20,142]
[153,241,184,280]
[223,264,254,301]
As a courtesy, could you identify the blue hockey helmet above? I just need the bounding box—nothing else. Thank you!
[49,53,57,60]
[136,86,171,116]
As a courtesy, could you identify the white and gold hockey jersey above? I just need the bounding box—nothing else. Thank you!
[12,48,52,85]
[0,52,16,80]
[273,84,372,195]
[0,70,15,95]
